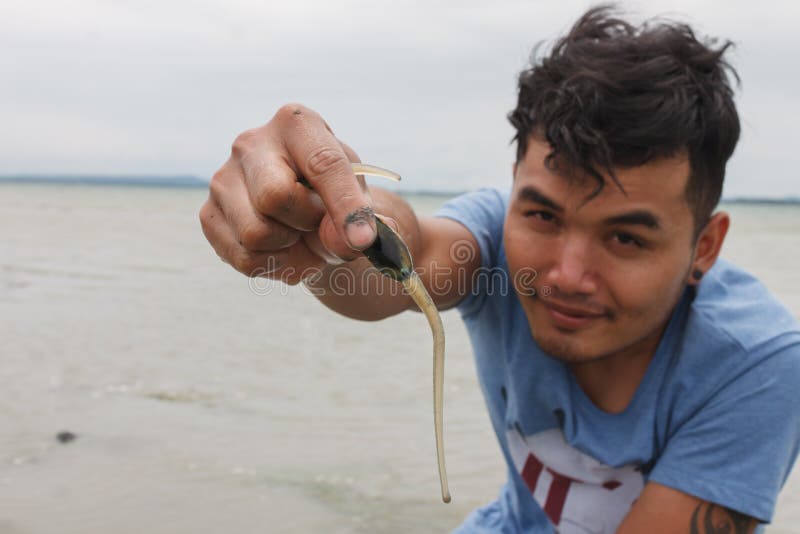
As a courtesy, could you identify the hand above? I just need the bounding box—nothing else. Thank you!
[199,104,377,284]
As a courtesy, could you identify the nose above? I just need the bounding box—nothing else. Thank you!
[545,235,598,296]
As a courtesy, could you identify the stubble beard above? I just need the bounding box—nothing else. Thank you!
[530,323,611,364]
[524,297,615,363]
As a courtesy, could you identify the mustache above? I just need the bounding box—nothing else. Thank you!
[534,287,612,317]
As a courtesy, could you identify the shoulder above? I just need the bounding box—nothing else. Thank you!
[436,187,510,218]
[691,258,800,351]
[679,258,800,380]
[434,189,513,317]
[669,257,800,418]
[435,188,510,271]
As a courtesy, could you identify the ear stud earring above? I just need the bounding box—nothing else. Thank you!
[692,269,704,281]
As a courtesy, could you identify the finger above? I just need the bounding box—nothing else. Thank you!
[210,161,302,252]
[200,199,286,275]
[339,139,374,205]
[269,236,328,285]
[302,231,347,265]
[317,213,400,263]
[274,104,376,251]
[201,199,325,282]
[240,151,327,232]
[339,139,361,165]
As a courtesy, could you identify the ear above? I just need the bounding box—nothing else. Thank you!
[512,161,518,179]
[688,211,730,285]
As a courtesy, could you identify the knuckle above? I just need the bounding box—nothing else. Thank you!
[231,251,259,275]
[252,177,283,216]
[208,171,228,201]
[198,201,215,231]
[281,184,298,215]
[237,221,269,251]
[331,189,361,211]
[275,102,307,122]
[230,252,247,273]
[306,146,348,180]
[231,128,260,159]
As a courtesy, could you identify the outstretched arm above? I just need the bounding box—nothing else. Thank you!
[200,103,481,320]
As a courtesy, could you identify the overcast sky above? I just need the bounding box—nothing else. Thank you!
[2,0,798,197]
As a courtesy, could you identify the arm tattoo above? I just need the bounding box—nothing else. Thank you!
[689,502,755,534]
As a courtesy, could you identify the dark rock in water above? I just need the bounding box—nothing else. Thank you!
[56,431,77,444]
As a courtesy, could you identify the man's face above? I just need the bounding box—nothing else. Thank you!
[504,137,697,364]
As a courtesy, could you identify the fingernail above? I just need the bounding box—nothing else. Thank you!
[345,222,376,250]
[325,256,346,266]
[319,249,346,265]
[344,207,376,249]
[309,192,325,212]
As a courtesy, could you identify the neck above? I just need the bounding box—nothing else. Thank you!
[569,322,668,414]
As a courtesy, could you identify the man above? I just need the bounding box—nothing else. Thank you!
[199,6,800,533]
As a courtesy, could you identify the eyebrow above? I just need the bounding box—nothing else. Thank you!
[517,185,662,230]
[517,186,563,212]
[604,210,661,230]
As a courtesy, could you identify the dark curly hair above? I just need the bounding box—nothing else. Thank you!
[508,5,740,238]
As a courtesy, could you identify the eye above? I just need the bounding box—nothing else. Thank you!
[613,232,644,248]
[523,210,556,223]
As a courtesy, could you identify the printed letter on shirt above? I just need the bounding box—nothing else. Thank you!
[507,428,645,533]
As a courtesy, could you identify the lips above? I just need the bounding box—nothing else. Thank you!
[539,299,607,330]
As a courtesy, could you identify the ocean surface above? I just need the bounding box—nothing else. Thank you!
[1,183,798,534]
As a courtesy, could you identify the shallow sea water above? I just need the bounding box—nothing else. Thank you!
[0,184,798,533]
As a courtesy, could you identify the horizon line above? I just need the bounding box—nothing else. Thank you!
[1,174,798,203]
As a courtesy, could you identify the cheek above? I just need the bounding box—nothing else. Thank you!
[504,223,546,278]
[603,260,687,320]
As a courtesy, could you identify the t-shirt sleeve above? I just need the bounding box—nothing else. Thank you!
[434,188,508,317]
[649,338,800,523]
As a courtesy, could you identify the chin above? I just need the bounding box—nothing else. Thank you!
[530,327,609,364]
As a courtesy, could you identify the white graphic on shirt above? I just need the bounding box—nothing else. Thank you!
[507,428,645,534]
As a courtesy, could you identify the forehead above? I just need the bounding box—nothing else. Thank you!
[514,138,692,219]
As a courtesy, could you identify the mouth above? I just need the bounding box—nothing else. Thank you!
[538,299,607,330]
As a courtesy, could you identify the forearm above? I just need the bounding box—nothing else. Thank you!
[303,187,420,321]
